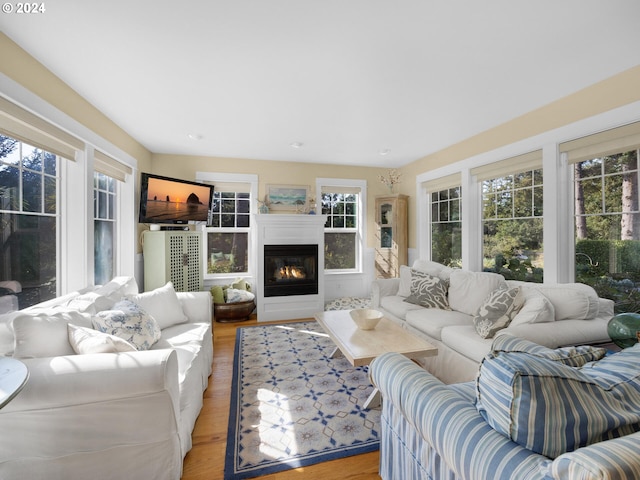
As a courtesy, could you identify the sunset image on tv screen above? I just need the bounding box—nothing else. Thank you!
[144,177,210,222]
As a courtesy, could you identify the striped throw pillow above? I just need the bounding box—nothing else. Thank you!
[476,343,640,458]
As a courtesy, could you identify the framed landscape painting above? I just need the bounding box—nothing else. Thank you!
[267,184,309,211]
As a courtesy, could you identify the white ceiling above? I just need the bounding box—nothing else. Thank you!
[2,0,640,167]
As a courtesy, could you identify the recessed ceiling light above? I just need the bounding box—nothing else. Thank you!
[289,142,304,149]
[379,149,391,156]
[187,133,203,140]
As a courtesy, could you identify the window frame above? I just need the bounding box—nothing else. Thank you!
[316,178,366,274]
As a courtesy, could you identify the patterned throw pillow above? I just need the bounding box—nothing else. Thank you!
[403,269,450,309]
[473,286,524,339]
[92,300,161,351]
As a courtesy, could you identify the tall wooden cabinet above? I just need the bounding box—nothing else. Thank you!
[142,231,203,292]
[375,194,408,278]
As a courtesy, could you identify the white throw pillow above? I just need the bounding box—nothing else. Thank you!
[412,260,454,282]
[509,288,555,326]
[92,300,161,350]
[127,282,188,330]
[10,310,93,358]
[68,323,137,354]
[448,270,507,316]
[66,292,114,315]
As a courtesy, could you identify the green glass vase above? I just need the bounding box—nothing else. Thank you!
[607,313,640,349]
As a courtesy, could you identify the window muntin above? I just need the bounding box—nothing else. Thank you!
[574,149,640,312]
[0,134,58,308]
[94,172,116,285]
[482,167,544,282]
[430,186,462,267]
[206,190,250,275]
[322,192,358,270]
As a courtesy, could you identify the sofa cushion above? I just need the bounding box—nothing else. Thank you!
[473,286,524,339]
[509,287,555,326]
[404,270,450,309]
[67,323,137,354]
[128,282,188,330]
[380,295,425,321]
[10,310,93,358]
[511,282,600,321]
[440,325,494,363]
[490,335,607,366]
[92,300,162,350]
[406,308,473,342]
[476,343,640,459]
[448,270,507,316]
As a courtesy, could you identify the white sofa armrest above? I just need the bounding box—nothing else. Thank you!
[0,349,182,476]
[178,291,212,324]
[4,349,179,412]
[371,278,400,308]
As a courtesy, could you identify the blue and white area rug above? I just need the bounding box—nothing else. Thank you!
[224,321,380,479]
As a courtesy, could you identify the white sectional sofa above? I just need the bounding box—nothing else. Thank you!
[371,260,614,384]
[0,277,213,480]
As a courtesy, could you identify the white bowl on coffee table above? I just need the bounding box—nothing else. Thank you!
[350,308,384,330]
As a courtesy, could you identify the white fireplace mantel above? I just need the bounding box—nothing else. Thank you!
[254,214,326,322]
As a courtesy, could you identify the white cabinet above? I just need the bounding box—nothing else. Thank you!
[142,231,203,292]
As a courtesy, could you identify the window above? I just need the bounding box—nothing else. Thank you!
[0,134,58,308]
[319,180,365,272]
[94,172,116,285]
[427,173,462,267]
[573,150,640,312]
[480,161,544,282]
[205,187,250,275]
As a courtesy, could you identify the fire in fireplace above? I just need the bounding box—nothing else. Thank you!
[264,244,318,297]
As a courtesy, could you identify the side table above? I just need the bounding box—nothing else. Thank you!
[0,357,29,409]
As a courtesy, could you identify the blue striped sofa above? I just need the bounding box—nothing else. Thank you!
[370,336,640,479]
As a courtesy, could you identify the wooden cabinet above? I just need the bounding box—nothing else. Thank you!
[142,231,203,292]
[375,194,408,278]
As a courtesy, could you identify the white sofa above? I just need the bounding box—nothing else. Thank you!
[372,260,614,384]
[0,277,213,480]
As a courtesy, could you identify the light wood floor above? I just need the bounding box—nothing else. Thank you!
[181,316,382,480]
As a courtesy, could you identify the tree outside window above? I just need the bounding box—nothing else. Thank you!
[482,168,544,282]
[574,149,640,312]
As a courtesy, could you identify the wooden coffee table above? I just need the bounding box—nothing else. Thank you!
[314,309,437,408]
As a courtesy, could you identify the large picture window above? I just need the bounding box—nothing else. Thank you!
[0,134,58,308]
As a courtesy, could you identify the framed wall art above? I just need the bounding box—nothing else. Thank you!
[267,184,310,212]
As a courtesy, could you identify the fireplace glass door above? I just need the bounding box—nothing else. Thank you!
[264,244,318,297]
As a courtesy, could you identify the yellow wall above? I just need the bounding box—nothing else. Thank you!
[150,153,394,248]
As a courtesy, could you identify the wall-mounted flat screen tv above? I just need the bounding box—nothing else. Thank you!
[139,173,214,224]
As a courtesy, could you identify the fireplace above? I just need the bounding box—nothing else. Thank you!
[263,244,318,297]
